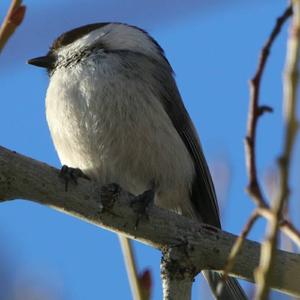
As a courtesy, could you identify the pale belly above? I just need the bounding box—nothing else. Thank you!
[45,65,196,216]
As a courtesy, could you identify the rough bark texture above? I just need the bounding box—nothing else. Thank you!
[161,247,195,300]
[0,145,300,298]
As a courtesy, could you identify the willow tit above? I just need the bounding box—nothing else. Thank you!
[28,22,246,299]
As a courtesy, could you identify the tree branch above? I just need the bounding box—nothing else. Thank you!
[255,1,300,298]
[119,235,147,300]
[245,4,292,207]
[219,5,300,289]
[161,247,195,300]
[0,0,26,53]
[0,146,300,298]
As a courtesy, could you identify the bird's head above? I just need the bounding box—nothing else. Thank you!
[28,22,168,74]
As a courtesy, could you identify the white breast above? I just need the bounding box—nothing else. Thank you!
[46,54,196,216]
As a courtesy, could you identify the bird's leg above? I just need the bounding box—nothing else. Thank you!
[59,165,90,191]
[130,184,155,229]
[100,183,121,213]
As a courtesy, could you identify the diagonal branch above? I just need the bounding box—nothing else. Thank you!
[0,146,300,298]
[0,0,26,53]
[119,235,149,300]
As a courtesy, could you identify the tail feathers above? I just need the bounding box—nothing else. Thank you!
[203,270,247,300]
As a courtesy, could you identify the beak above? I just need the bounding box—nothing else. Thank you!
[27,55,55,68]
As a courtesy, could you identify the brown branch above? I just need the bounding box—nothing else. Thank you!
[280,220,300,246]
[119,235,149,300]
[222,210,260,283]
[255,1,300,298]
[223,4,300,291]
[245,4,292,207]
[256,208,300,248]
[221,205,300,289]
[0,0,26,53]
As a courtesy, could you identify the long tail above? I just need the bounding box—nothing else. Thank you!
[203,270,247,300]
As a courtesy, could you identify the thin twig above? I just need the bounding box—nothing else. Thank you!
[281,220,300,248]
[223,4,294,285]
[222,206,300,285]
[245,4,292,207]
[0,0,26,53]
[119,235,147,300]
[222,210,260,282]
[255,1,300,299]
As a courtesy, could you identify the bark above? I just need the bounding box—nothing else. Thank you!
[0,145,300,298]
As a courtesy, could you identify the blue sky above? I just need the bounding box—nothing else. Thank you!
[0,1,297,299]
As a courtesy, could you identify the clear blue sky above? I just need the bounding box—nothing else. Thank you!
[0,1,296,299]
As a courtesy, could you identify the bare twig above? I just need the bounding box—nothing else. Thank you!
[223,4,296,284]
[0,0,26,53]
[245,4,292,207]
[249,208,300,247]
[255,1,300,298]
[281,220,300,246]
[119,235,148,300]
[222,210,260,282]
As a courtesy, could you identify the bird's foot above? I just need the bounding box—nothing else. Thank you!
[130,189,155,229]
[59,165,90,191]
[100,183,121,212]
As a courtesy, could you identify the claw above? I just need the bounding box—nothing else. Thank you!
[100,183,121,212]
[59,165,90,191]
[130,189,155,229]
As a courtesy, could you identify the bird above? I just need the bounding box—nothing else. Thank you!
[28,22,247,299]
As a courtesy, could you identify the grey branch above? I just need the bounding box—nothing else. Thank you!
[0,145,300,298]
[161,247,195,300]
